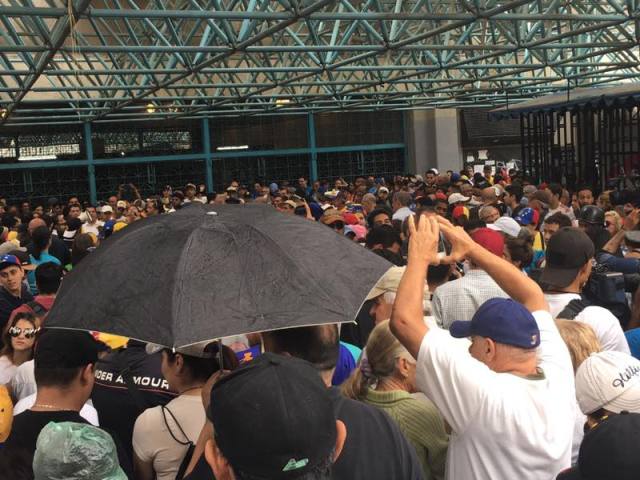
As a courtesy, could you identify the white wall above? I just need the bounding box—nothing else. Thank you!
[405,109,463,175]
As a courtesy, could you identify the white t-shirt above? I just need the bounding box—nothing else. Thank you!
[416,311,575,480]
[545,293,630,354]
[10,359,35,401]
[81,221,104,237]
[132,394,205,480]
[392,206,413,222]
[0,355,17,385]
[13,393,100,426]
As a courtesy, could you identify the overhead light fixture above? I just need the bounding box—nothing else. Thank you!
[0,108,6,119]
[145,103,156,114]
[275,99,291,105]
[216,145,249,151]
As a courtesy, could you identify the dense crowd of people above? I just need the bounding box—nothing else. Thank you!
[0,164,639,479]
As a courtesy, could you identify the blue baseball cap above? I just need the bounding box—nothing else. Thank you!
[449,298,540,349]
[514,207,539,226]
[0,254,22,271]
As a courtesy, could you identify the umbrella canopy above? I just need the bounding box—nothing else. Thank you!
[47,204,391,348]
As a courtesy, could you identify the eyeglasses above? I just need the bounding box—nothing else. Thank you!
[9,326,40,339]
[328,221,345,229]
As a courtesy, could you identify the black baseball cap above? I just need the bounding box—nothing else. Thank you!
[557,412,640,480]
[540,227,595,288]
[35,329,100,369]
[209,353,337,479]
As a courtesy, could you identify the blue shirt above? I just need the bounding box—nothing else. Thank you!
[27,253,61,294]
[626,328,640,360]
[596,252,640,274]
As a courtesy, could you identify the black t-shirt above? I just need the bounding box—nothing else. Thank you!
[183,388,425,480]
[91,342,176,458]
[4,409,134,479]
[328,387,425,480]
[5,410,88,461]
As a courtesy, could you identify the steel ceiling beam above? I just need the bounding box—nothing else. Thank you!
[0,0,93,126]
[1,0,640,126]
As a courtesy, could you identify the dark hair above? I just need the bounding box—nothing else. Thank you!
[35,366,84,388]
[506,238,534,270]
[577,185,593,194]
[366,208,392,228]
[30,226,51,261]
[428,263,452,285]
[548,183,563,198]
[544,212,572,229]
[71,233,95,266]
[40,214,54,229]
[0,312,38,361]
[1,214,17,230]
[166,344,238,382]
[66,217,82,232]
[35,262,63,295]
[225,197,242,204]
[372,248,406,266]
[263,325,340,372]
[365,225,402,250]
[505,184,524,203]
[464,219,487,233]
[235,455,333,480]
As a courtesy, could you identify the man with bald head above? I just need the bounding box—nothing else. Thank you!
[26,218,70,266]
[481,187,499,206]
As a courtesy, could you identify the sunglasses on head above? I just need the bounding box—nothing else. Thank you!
[329,221,345,229]
[9,326,39,339]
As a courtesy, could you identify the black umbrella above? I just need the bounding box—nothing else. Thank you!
[47,204,391,348]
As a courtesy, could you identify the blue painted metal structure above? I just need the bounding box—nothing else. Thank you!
[0,115,405,204]
[1,0,639,128]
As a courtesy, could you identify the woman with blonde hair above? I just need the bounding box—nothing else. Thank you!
[342,320,448,480]
[555,319,602,373]
[604,210,622,237]
[555,319,601,464]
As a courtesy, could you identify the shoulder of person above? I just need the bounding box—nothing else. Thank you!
[134,404,163,431]
[580,305,620,322]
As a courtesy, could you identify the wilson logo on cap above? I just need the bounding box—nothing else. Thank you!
[283,458,309,472]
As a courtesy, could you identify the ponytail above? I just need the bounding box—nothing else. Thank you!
[341,320,408,400]
[342,352,372,401]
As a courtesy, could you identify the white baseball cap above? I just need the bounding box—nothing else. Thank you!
[576,351,640,415]
[448,193,470,205]
[487,216,522,238]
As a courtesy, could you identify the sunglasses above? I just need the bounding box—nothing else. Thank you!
[9,326,40,339]
[328,221,345,229]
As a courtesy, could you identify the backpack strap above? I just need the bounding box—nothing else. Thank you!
[26,300,48,318]
[557,298,590,320]
[161,405,195,480]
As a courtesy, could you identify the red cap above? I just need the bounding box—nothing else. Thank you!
[452,206,468,219]
[470,228,505,257]
[435,192,447,201]
[342,213,359,225]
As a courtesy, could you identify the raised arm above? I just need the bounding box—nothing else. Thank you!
[390,215,439,358]
[436,216,547,313]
